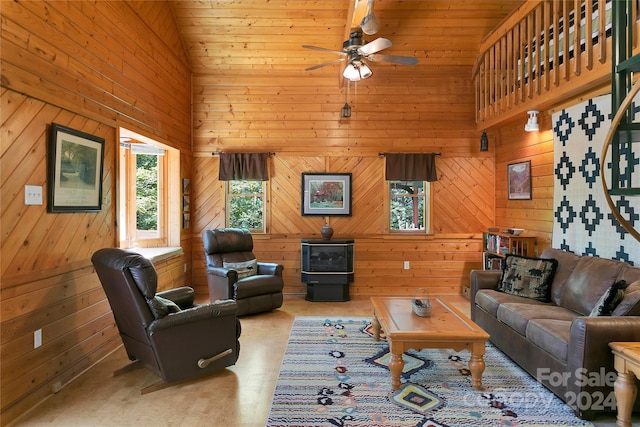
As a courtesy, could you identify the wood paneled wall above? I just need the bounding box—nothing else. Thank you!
[0,0,613,424]
[1,2,191,424]
[191,153,493,297]
[494,113,555,254]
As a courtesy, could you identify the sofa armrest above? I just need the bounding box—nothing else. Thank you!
[157,286,195,309]
[148,299,238,333]
[470,269,501,300]
[257,262,283,276]
[567,316,640,412]
[206,266,238,280]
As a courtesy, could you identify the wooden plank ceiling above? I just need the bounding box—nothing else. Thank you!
[171,0,524,78]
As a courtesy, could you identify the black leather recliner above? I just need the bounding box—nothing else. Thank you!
[203,228,284,316]
[91,247,241,394]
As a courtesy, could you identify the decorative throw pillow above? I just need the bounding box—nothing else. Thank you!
[612,280,640,316]
[223,259,258,280]
[589,280,627,317]
[147,295,181,319]
[498,255,558,302]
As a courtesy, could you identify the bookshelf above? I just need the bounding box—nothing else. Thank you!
[482,231,536,270]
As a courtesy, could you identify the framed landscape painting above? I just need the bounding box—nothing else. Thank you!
[48,123,104,212]
[507,161,532,200]
[301,173,352,216]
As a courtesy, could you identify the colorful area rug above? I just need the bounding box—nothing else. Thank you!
[267,316,593,427]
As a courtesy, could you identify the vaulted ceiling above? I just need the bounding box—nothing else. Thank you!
[171,0,524,80]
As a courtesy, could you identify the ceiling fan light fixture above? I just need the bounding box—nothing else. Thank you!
[343,63,361,81]
[359,63,372,79]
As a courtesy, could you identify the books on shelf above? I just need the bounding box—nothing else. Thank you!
[484,255,503,270]
[485,233,509,254]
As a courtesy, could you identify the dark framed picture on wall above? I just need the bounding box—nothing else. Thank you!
[507,161,532,200]
[301,172,352,216]
[47,123,105,212]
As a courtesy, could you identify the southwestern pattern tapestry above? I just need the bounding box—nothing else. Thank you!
[552,94,640,265]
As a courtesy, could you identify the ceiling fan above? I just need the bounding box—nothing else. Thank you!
[302,28,419,81]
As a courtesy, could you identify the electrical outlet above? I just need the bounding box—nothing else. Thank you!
[404,261,410,270]
[52,381,62,393]
[34,329,42,348]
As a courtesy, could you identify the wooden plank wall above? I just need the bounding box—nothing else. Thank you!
[0,1,191,424]
[191,154,491,297]
[493,83,609,256]
[494,114,555,255]
[0,0,614,424]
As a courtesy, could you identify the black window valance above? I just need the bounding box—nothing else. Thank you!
[218,153,269,181]
[384,153,438,181]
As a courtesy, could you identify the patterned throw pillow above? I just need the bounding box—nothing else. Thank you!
[223,259,258,280]
[498,255,558,302]
[589,280,627,316]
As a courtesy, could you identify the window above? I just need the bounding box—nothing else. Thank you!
[389,180,431,232]
[119,127,180,248]
[226,180,266,232]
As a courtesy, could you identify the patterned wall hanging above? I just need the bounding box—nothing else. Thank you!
[552,94,640,266]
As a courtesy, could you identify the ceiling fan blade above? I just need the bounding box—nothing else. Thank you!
[367,53,419,66]
[305,58,346,71]
[302,45,346,56]
[358,37,392,55]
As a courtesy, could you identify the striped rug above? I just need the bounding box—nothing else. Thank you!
[267,316,593,427]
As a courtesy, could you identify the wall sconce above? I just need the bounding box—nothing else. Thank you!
[525,110,539,132]
[480,131,489,151]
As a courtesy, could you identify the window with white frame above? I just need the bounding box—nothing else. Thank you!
[389,180,431,232]
[119,128,180,248]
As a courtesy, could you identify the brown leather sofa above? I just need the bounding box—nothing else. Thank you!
[470,248,640,419]
[92,248,241,393]
[203,228,284,316]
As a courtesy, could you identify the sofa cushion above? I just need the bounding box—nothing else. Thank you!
[611,280,640,316]
[498,255,558,302]
[497,303,577,336]
[224,258,257,279]
[526,319,571,362]
[559,256,624,315]
[475,289,551,318]
[617,265,640,284]
[589,280,627,316]
[234,274,284,299]
[540,248,582,306]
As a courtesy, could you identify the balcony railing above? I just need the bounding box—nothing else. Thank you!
[473,0,640,128]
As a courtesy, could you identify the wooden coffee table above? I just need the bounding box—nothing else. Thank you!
[370,296,490,390]
[609,342,640,427]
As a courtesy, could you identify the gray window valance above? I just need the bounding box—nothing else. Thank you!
[218,153,269,181]
[385,153,438,181]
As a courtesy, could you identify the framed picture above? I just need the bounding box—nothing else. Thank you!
[301,172,352,216]
[507,160,532,200]
[48,123,105,212]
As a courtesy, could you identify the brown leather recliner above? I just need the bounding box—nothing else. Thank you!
[91,247,241,394]
[203,228,284,316]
